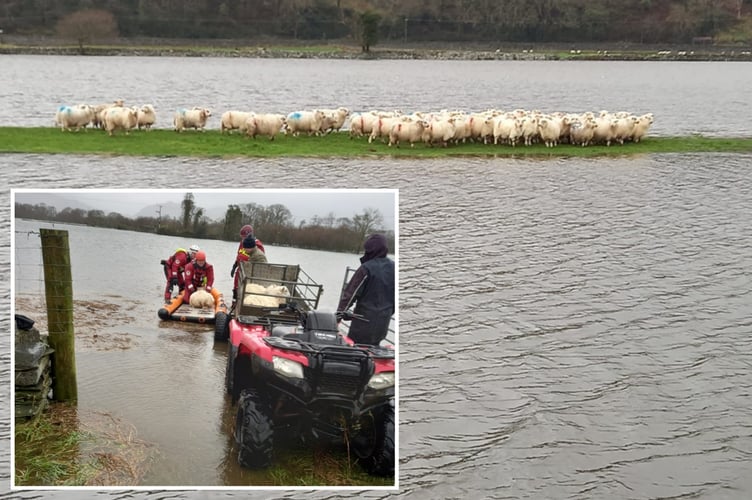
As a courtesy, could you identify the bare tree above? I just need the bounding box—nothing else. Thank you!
[350,207,384,245]
[55,9,119,54]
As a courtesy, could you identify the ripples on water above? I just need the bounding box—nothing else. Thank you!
[2,153,752,499]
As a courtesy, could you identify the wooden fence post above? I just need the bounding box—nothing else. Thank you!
[40,228,77,402]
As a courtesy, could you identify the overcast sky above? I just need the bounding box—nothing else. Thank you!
[13,188,397,229]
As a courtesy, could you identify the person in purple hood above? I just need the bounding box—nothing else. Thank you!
[337,233,395,346]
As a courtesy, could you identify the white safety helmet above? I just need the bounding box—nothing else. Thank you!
[189,244,200,255]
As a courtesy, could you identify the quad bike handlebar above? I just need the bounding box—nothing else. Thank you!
[267,301,369,327]
[336,310,368,323]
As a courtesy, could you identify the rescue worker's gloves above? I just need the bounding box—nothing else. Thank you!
[230,262,238,278]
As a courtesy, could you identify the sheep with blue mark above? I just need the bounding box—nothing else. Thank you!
[102,105,138,136]
[174,107,211,132]
[284,109,326,137]
[55,104,95,132]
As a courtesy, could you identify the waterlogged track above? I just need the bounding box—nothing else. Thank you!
[1,127,751,158]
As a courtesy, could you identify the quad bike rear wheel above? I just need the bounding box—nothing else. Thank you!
[214,311,229,341]
[354,400,395,477]
[235,389,274,469]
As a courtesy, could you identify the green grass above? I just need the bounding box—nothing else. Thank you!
[15,403,154,487]
[15,410,99,486]
[15,402,390,487]
[1,126,751,158]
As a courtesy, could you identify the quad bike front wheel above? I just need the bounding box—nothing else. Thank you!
[354,399,395,477]
[235,389,274,469]
[224,343,236,396]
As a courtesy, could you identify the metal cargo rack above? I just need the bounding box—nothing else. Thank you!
[237,261,323,321]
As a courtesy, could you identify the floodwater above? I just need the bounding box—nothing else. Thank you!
[1,55,752,137]
[2,55,752,499]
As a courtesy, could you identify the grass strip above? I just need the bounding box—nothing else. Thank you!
[1,127,751,158]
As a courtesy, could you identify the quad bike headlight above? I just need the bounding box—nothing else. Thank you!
[272,356,304,379]
[367,372,395,390]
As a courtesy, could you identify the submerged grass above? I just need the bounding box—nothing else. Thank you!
[16,401,390,487]
[1,127,751,159]
[14,402,154,486]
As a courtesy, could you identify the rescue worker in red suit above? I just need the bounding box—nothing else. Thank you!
[337,233,395,346]
[182,250,220,305]
[230,225,266,278]
[162,245,199,303]
[231,235,268,302]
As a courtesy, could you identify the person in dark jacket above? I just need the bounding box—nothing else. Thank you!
[231,224,266,278]
[337,233,395,346]
[232,235,268,299]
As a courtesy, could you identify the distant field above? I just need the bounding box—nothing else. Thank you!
[1,127,751,159]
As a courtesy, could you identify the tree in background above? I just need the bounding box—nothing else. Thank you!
[192,207,208,237]
[15,201,394,254]
[358,11,381,52]
[222,204,243,240]
[55,9,118,54]
[181,193,195,232]
[349,207,384,249]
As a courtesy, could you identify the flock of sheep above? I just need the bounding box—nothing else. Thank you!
[53,100,655,148]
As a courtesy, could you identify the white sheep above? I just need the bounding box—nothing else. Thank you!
[220,110,254,134]
[174,107,211,132]
[493,115,522,146]
[242,283,290,307]
[285,110,326,136]
[537,116,562,148]
[136,104,156,130]
[631,113,654,143]
[388,118,428,148]
[55,104,95,132]
[245,113,287,140]
[318,107,350,134]
[102,106,138,136]
[189,288,215,309]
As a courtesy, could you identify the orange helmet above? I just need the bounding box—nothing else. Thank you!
[195,250,206,261]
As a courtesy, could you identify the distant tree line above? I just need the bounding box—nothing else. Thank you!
[14,194,394,254]
[2,0,750,45]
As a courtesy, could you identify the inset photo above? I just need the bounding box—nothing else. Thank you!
[11,188,398,490]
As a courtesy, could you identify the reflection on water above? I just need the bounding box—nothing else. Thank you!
[3,152,752,498]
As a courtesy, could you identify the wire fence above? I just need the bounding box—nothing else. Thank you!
[14,229,74,320]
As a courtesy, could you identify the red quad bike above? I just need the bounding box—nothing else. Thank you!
[219,261,395,477]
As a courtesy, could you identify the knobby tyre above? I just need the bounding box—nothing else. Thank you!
[234,389,274,469]
[214,311,229,341]
[356,400,395,477]
[224,343,236,396]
